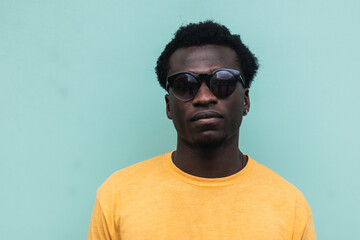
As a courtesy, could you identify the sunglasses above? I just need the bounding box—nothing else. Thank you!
[166,68,245,101]
[166,68,246,101]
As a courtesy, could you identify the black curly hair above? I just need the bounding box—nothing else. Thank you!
[155,20,259,90]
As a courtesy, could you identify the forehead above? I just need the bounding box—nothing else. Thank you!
[168,45,240,75]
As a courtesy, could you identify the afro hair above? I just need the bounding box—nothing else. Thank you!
[155,20,259,90]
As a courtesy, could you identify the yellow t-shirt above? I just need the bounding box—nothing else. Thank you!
[88,152,316,240]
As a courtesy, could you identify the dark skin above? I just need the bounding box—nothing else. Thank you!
[165,45,250,178]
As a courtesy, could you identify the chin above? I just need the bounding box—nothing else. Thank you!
[192,135,227,149]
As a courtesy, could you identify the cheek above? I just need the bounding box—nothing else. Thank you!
[226,93,244,126]
[169,98,187,128]
[169,98,180,119]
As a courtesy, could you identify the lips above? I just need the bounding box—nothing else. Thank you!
[191,111,223,121]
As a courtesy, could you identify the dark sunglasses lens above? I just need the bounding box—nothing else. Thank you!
[210,71,237,98]
[171,74,199,101]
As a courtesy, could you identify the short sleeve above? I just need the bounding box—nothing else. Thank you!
[300,215,316,240]
[87,197,119,240]
[292,191,316,240]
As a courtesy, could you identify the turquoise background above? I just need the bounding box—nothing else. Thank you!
[1,0,359,239]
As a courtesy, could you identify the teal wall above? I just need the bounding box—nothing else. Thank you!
[1,0,359,239]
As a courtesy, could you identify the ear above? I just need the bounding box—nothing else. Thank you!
[165,94,172,119]
[243,88,250,116]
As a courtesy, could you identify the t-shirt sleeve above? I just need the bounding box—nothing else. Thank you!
[300,214,316,240]
[87,197,120,240]
[295,192,316,240]
[291,190,316,240]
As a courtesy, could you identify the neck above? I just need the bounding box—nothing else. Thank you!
[173,132,246,178]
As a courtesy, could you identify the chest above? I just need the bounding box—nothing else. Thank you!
[118,185,294,240]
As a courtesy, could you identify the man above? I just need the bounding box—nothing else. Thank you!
[88,21,316,239]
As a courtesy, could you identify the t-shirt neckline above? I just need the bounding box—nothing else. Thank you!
[162,151,255,188]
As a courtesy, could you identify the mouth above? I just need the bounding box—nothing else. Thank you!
[191,111,223,122]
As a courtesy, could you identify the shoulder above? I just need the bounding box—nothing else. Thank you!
[249,157,315,238]
[251,157,312,207]
[250,158,303,196]
[96,152,171,200]
[249,157,312,212]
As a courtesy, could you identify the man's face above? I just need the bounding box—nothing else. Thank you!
[165,45,249,148]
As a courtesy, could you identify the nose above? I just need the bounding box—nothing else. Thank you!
[192,81,218,106]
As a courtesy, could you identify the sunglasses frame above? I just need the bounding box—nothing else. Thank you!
[166,68,246,101]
